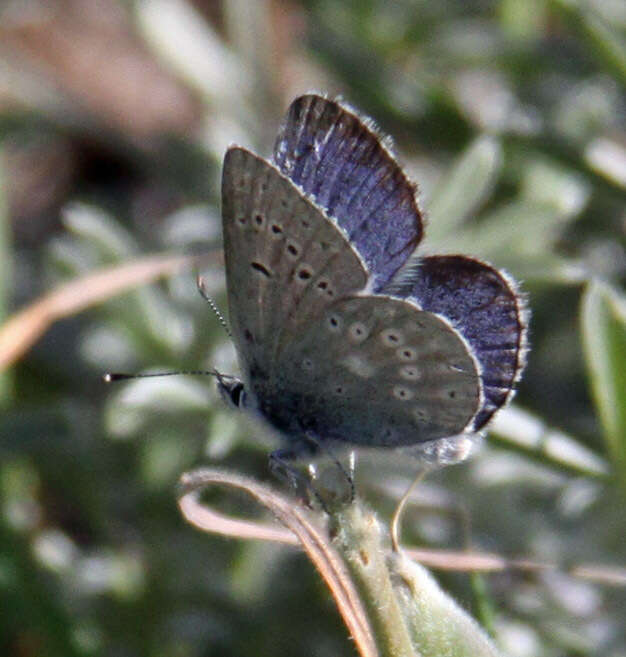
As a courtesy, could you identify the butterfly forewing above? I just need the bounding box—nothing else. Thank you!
[273,95,423,291]
[222,146,369,389]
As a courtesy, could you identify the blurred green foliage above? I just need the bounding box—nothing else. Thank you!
[0,1,624,656]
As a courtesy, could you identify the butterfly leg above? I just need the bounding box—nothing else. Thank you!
[268,447,302,490]
[303,432,356,505]
[268,446,330,513]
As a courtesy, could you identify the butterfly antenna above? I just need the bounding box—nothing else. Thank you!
[103,369,235,383]
[105,275,237,386]
[197,274,232,338]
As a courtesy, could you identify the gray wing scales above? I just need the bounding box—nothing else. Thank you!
[276,295,482,446]
[222,148,274,378]
[222,146,368,385]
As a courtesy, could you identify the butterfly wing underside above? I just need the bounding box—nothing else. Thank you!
[273,295,482,445]
[222,146,483,446]
[221,146,369,391]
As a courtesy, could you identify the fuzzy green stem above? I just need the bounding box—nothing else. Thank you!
[331,500,504,657]
[331,502,418,657]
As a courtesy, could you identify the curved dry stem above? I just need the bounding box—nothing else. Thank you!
[0,251,217,371]
[177,467,378,657]
[176,469,626,588]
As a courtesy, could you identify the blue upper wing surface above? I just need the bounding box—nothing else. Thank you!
[387,255,528,430]
[272,94,423,291]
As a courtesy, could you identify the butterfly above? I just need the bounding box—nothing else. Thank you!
[217,94,528,466]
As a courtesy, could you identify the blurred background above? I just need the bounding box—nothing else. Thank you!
[1,0,625,655]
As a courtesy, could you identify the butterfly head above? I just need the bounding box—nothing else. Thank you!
[216,373,247,410]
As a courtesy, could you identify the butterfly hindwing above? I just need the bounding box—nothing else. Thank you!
[388,255,528,429]
[269,295,481,445]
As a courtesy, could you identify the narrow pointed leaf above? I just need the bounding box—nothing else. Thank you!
[581,280,626,486]
[427,136,502,240]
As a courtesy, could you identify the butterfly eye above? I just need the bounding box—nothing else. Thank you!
[231,383,245,406]
[218,380,246,409]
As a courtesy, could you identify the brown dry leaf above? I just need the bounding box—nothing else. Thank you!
[0,0,202,141]
[177,468,626,588]
[2,136,77,236]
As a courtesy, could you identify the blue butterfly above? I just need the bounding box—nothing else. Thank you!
[218,94,528,466]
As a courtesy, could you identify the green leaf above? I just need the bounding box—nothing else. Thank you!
[62,203,139,261]
[427,135,502,240]
[487,253,588,285]
[489,405,609,479]
[442,201,569,271]
[550,0,626,85]
[519,159,590,219]
[581,280,626,486]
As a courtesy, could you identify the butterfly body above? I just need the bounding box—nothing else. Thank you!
[220,95,528,459]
